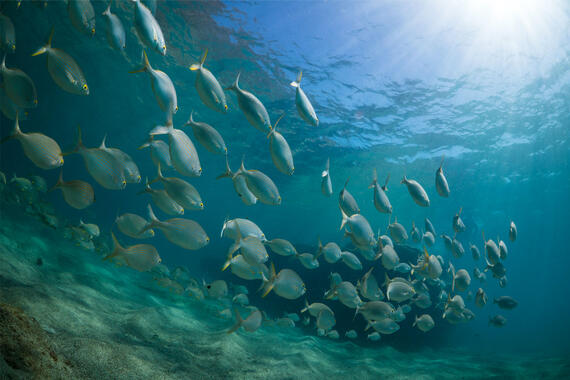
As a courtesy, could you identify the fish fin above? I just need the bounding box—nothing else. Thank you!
[200,49,208,65]
[49,171,64,192]
[225,72,240,91]
[147,203,159,222]
[325,158,330,172]
[383,273,391,288]
[271,113,285,132]
[339,207,348,230]
[413,315,418,327]
[102,2,111,15]
[300,298,309,314]
[382,174,390,191]
[31,28,53,56]
[439,155,445,170]
[149,124,172,136]
[221,252,232,271]
[227,308,243,334]
[129,50,150,73]
[220,216,230,238]
[400,175,407,184]
[99,134,108,149]
[189,64,200,71]
[290,71,302,87]
[216,154,233,180]
[368,168,377,189]
[103,232,123,261]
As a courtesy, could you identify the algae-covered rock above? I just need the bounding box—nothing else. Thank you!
[0,302,72,379]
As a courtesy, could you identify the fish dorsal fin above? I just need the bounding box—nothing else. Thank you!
[99,134,108,149]
[439,155,445,170]
[383,173,390,191]
[200,49,208,66]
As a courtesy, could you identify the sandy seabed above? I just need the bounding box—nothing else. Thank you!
[0,206,568,380]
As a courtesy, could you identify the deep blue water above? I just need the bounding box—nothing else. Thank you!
[1,0,569,371]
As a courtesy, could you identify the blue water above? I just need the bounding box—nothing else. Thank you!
[1,0,569,377]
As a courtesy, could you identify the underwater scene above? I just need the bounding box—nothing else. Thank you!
[0,0,569,378]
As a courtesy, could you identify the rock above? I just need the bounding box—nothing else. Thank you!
[0,303,73,378]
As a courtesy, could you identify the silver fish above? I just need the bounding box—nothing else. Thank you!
[226,72,271,133]
[290,71,318,126]
[189,49,227,113]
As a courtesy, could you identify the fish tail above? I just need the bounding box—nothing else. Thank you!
[400,175,407,184]
[227,308,243,334]
[103,233,123,261]
[102,2,111,15]
[290,71,302,88]
[216,154,233,180]
[413,315,418,327]
[129,50,150,73]
[339,207,348,230]
[49,171,64,192]
[31,28,53,56]
[225,72,240,91]
[221,252,232,272]
[368,168,377,189]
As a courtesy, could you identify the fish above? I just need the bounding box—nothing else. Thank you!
[451,238,465,258]
[377,239,400,270]
[499,276,508,288]
[0,82,28,120]
[425,217,436,236]
[326,330,340,339]
[316,238,341,264]
[441,234,453,252]
[51,172,94,210]
[10,174,32,191]
[365,318,400,335]
[452,207,466,233]
[262,263,306,300]
[356,301,394,321]
[339,251,362,271]
[0,13,16,53]
[265,238,297,257]
[104,232,161,272]
[78,219,99,238]
[223,254,268,281]
[339,178,360,216]
[300,300,333,317]
[238,158,281,205]
[102,2,126,51]
[357,268,384,301]
[115,213,155,239]
[216,154,258,206]
[228,224,268,266]
[267,115,294,175]
[401,176,430,207]
[138,135,172,169]
[475,288,487,308]
[220,217,265,241]
[413,314,435,332]
[142,204,209,250]
[410,221,421,243]
[483,232,501,265]
[184,111,227,155]
[498,239,508,260]
[226,72,271,133]
[32,29,89,95]
[435,156,450,197]
[29,175,47,192]
[205,279,228,299]
[290,71,318,126]
[316,308,336,331]
[423,231,435,247]
[189,49,227,113]
[98,136,141,183]
[370,170,392,214]
[470,243,480,260]
[345,330,357,339]
[494,296,518,310]
[150,164,203,210]
[509,221,517,242]
[367,332,381,341]
[69,126,126,190]
[453,269,471,292]
[394,263,411,274]
[227,309,262,334]
[2,115,63,170]
[68,0,96,36]
[321,158,333,196]
[276,317,295,328]
[138,177,184,216]
[385,274,415,303]
[413,292,432,309]
[1,55,37,108]
[340,209,375,248]
[489,315,507,327]
[132,0,166,55]
[297,252,320,269]
[326,281,362,309]
[130,51,177,115]
[388,217,408,243]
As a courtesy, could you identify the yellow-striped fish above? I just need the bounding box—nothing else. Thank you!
[51,171,94,209]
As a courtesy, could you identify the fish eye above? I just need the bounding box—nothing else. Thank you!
[224,104,228,110]
[91,28,95,35]
[83,84,88,90]
[199,202,204,208]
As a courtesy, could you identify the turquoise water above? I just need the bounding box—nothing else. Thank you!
[1,0,569,378]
